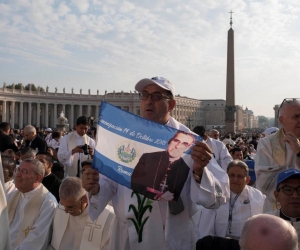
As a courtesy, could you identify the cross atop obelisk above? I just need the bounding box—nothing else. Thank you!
[225,10,236,134]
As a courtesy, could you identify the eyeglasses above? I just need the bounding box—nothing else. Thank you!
[24,132,33,137]
[278,186,300,196]
[58,197,84,213]
[172,138,190,147]
[14,168,29,175]
[277,98,300,118]
[139,92,171,102]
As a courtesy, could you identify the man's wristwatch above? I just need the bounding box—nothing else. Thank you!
[297,151,300,158]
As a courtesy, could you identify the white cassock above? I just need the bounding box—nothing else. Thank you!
[0,154,10,250]
[48,137,63,149]
[7,184,57,250]
[197,185,265,239]
[88,117,230,250]
[58,131,95,177]
[255,129,300,212]
[5,180,17,195]
[206,137,233,171]
[48,204,114,250]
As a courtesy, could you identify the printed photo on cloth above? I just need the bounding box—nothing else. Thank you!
[92,101,202,202]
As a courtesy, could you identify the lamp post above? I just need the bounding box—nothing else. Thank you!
[186,116,193,129]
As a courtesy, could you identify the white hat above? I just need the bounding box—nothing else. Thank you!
[262,127,279,136]
[135,77,175,97]
[45,128,52,132]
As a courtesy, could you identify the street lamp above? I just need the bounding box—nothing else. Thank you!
[186,116,193,129]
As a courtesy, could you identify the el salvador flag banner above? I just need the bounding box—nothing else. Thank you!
[92,101,202,201]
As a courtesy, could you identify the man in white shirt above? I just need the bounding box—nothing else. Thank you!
[255,98,300,212]
[7,158,57,250]
[82,76,229,250]
[58,116,95,177]
[48,177,114,250]
[198,160,265,240]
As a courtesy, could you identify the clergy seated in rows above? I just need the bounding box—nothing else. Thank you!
[20,147,36,161]
[255,98,300,212]
[6,158,57,250]
[198,160,265,240]
[266,168,300,247]
[58,116,95,177]
[36,152,62,202]
[2,155,17,195]
[239,214,298,250]
[48,177,114,250]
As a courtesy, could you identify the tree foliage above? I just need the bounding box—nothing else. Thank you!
[258,115,269,124]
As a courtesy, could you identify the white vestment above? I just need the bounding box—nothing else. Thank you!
[0,155,10,250]
[255,129,300,212]
[58,131,95,177]
[206,137,233,171]
[49,204,114,250]
[5,180,17,195]
[88,116,229,250]
[7,184,57,250]
[197,185,265,239]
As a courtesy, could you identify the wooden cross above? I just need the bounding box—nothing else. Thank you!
[86,218,102,242]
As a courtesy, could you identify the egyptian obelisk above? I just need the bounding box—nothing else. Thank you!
[225,10,236,134]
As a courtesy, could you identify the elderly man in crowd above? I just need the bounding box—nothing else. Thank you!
[255,98,300,211]
[209,129,220,140]
[2,155,17,194]
[267,168,300,245]
[7,158,57,250]
[82,76,228,250]
[198,160,265,240]
[22,125,47,153]
[48,177,114,250]
[239,214,298,250]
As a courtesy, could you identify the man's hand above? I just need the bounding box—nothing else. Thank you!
[191,141,212,176]
[71,145,84,155]
[88,146,94,158]
[283,132,300,154]
[154,191,174,201]
[82,168,100,195]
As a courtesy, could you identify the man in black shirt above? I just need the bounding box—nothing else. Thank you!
[23,125,47,153]
[36,152,61,202]
[0,122,18,153]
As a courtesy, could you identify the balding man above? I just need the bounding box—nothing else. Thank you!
[49,177,114,250]
[23,125,47,153]
[255,99,300,211]
[209,129,220,140]
[239,214,298,250]
[7,158,57,250]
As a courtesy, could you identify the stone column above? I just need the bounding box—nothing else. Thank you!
[36,103,40,127]
[87,105,91,117]
[2,100,7,122]
[70,104,74,129]
[28,102,32,125]
[19,102,23,128]
[45,104,49,128]
[10,101,15,128]
[53,104,57,128]
[62,104,65,114]
[96,105,100,121]
[79,105,82,117]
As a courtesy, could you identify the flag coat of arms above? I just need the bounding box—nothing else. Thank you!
[92,102,201,202]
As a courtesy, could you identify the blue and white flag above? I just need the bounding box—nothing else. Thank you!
[92,101,202,201]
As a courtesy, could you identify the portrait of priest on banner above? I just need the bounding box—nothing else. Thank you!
[131,131,195,202]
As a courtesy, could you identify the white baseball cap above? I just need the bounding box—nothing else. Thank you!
[45,128,52,132]
[135,77,175,97]
[262,127,279,136]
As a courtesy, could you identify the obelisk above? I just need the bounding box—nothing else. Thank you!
[225,10,236,134]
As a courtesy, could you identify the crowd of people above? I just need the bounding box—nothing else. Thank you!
[0,77,299,250]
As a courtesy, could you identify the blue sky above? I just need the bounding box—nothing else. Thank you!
[1,0,300,118]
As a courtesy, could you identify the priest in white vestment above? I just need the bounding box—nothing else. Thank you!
[255,99,300,212]
[7,158,57,250]
[58,116,95,177]
[0,154,10,250]
[266,168,300,248]
[82,77,229,250]
[48,177,114,250]
[198,160,265,240]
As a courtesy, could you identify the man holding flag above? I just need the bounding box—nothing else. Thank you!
[82,77,228,250]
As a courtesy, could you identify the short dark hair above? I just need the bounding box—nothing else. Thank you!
[81,160,92,168]
[52,131,60,139]
[192,126,206,137]
[229,147,242,155]
[0,122,11,131]
[76,116,89,126]
[1,155,16,177]
[36,152,54,164]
